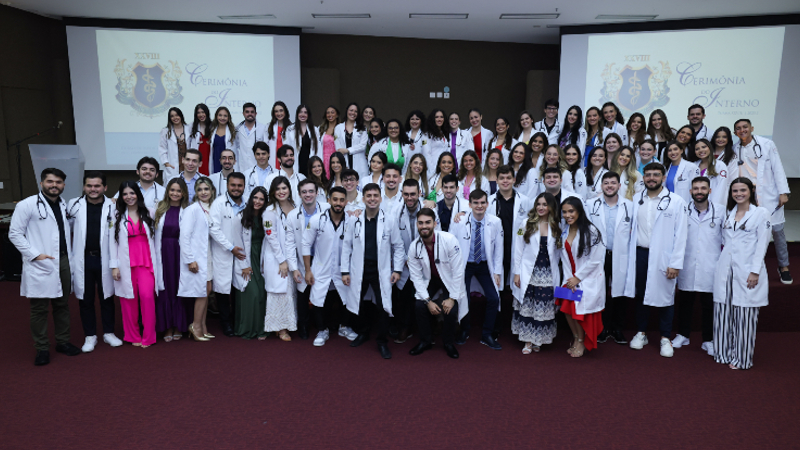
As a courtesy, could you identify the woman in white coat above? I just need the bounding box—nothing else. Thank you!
[510,143,537,198]
[153,178,189,342]
[601,102,629,145]
[368,119,416,175]
[266,101,292,169]
[611,146,644,200]
[424,109,449,179]
[180,178,215,341]
[232,186,268,340]
[537,145,574,194]
[456,150,489,199]
[110,182,159,348]
[446,112,474,165]
[559,197,606,357]
[159,107,190,182]
[582,147,609,200]
[467,109,493,160]
[663,141,697,203]
[335,103,369,178]
[188,104,212,175]
[513,193,562,354]
[208,106,237,174]
[713,178,771,370]
[486,117,515,164]
[692,138,736,206]
[405,110,427,158]
[563,144,587,197]
[262,177,303,340]
[361,151,386,191]
[557,106,587,152]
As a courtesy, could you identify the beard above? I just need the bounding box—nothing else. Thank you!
[692,193,709,204]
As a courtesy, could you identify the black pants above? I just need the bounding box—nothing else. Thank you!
[216,291,236,327]
[634,247,674,337]
[415,276,457,345]
[297,285,311,331]
[460,261,500,338]
[314,289,351,332]
[677,290,714,342]
[355,267,389,344]
[392,278,416,333]
[79,255,115,336]
[602,251,628,333]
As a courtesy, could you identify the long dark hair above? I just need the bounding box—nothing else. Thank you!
[712,126,735,166]
[562,197,602,258]
[293,104,319,154]
[405,110,426,133]
[268,101,291,140]
[435,152,457,177]
[601,102,625,125]
[663,141,683,170]
[426,108,446,140]
[646,109,675,142]
[114,181,155,243]
[386,119,410,145]
[492,116,513,150]
[265,176,294,211]
[368,118,388,146]
[563,144,582,190]
[328,152,347,189]
[676,125,698,161]
[626,112,647,149]
[165,107,186,139]
[344,102,365,132]
[510,142,534,188]
[191,103,211,139]
[727,177,758,211]
[307,156,329,193]
[585,146,607,186]
[557,106,583,146]
[241,186,268,230]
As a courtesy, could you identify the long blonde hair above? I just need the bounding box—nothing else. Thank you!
[610,146,639,200]
[523,192,562,248]
[404,153,430,197]
[155,178,189,225]
[538,144,570,179]
[193,177,217,205]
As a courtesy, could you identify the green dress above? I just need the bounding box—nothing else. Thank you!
[235,224,268,339]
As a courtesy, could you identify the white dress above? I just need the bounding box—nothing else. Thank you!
[263,208,298,332]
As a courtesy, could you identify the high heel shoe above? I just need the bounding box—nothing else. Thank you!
[204,333,215,339]
[189,324,209,342]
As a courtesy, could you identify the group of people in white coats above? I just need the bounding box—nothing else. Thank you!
[12,93,789,368]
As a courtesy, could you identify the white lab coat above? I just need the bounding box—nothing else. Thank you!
[9,193,73,299]
[665,159,696,204]
[437,196,471,231]
[512,228,560,302]
[678,201,725,293]
[732,135,790,225]
[560,226,606,314]
[242,164,274,200]
[177,202,209,297]
[514,169,539,198]
[266,122,290,169]
[558,127,588,155]
[605,121,629,146]
[714,204,771,308]
[626,188,688,307]
[368,138,418,175]
[619,170,645,199]
[285,123,323,163]
[264,169,306,198]
[692,160,737,208]
[380,189,404,215]
[395,199,440,288]
[423,135,449,179]
[113,181,164,211]
[340,209,406,315]
[232,120,268,171]
[210,171,230,198]
[302,209,353,307]
[407,231,470,321]
[485,136,517,165]
[487,190,534,225]
[260,206,299,294]
[208,125,236,158]
[66,196,115,300]
[108,210,159,300]
[533,118,562,145]
[583,166,609,200]
[427,173,451,202]
[448,213,504,298]
[360,173,384,191]
[334,123,369,178]
[469,126,494,154]
[209,193,243,294]
[585,196,634,298]
[565,169,587,197]
[230,211,254,292]
[153,205,182,291]
[285,202,329,293]
[159,123,191,182]
[694,123,713,142]
[457,175,491,199]
[446,129,474,164]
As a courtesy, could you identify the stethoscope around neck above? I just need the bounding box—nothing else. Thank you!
[690,201,717,228]
[414,236,440,263]
[591,198,630,222]
[318,209,347,240]
[353,209,385,239]
[737,136,762,166]
[64,195,114,224]
[638,190,672,211]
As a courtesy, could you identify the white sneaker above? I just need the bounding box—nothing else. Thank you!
[313,330,330,347]
[338,326,358,341]
[660,337,674,357]
[103,333,123,347]
[701,341,714,356]
[671,334,690,348]
[82,335,97,353]
[629,332,648,350]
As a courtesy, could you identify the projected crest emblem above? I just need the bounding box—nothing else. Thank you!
[599,61,672,115]
[114,60,183,117]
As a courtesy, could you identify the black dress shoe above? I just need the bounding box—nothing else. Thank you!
[378,344,392,359]
[409,342,433,356]
[350,334,369,347]
[34,350,50,366]
[480,335,502,350]
[298,326,309,340]
[223,324,235,337]
[444,344,459,359]
[456,330,469,345]
[55,343,81,356]
[597,329,610,343]
[611,330,628,344]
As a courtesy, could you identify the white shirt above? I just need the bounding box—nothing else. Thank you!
[738,139,759,187]
[636,188,669,248]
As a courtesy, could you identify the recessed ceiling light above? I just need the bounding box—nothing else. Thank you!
[499,14,559,19]
[595,14,658,20]
[218,14,276,20]
[409,13,468,19]
[312,13,371,19]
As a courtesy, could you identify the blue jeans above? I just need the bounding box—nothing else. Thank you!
[635,246,674,338]
[461,261,500,339]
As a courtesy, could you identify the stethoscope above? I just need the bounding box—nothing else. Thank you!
[353,209,385,239]
[318,209,347,240]
[737,136,763,166]
[724,212,751,232]
[236,120,262,142]
[137,181,160,202]
[590,167,607,192]
[295,202,324,226]
[675,162,689,182]
[65,196,114,225]
[492,193,526,217]
[638,190,672,211]
[35,194,54,220]
[247,165,273,190]
[222,192,237,219]
[535,118,560,134]
[448,129,466,147]
[408,129,424,146]
[397,201,421,231]
[590,198,630,222]
[689,202,717,228]
[215,171,227,196]
[413,236,440,263]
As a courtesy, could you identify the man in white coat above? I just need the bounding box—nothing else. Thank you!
[135,157,164,210]
[303,187,358,347]
[264,145,306,196]
[542,167,583,206]
[673,176,725,355]
[436,175,469,233]
[732,119,792,284]
[242,141,274,200]
[449,189,504,350]
[688,104,713,142]
[66,171,123,352]
[210,149,236,198]
[234,102,268,171]
[171,150,202,202]
[208,172,248,336]
[9,168,81,365]
[341,183,406,359]
[288,179,329,340]
[380,164,404,214]
[627,162,688,358]
[533,99,562,145]
[588,172,634,345]
[407,208,466,359]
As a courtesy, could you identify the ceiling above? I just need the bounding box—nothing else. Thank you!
[6,0,800,44]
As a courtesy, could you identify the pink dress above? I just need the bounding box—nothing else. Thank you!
[128,220,153,272]
[322,134,336,178]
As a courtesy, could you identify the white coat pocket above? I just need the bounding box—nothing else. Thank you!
[29,258,56,276]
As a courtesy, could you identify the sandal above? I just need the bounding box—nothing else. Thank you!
[571,339,585,358]
[729,364,740,370]
[278,331,292,342]
[522,343,533,355]
[567,335,578,356]
[132,342,142,347]
[257,335,268,341]
[163,335,173,343]
[172,333,182,341]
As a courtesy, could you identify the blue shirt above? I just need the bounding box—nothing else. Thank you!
[638,157,660,174]
[602,201,618,251]
[467,215,486,263]
[180,172,201,202]
[255,165,272,187]
[666,164,679,193]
